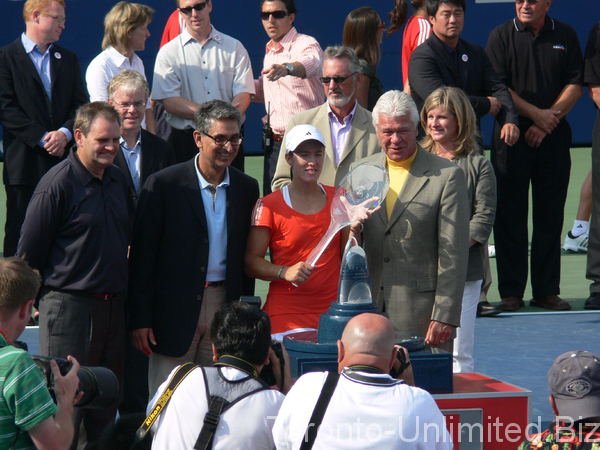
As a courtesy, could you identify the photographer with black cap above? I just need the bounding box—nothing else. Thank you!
[517,350,600,449]
[0,257,81,449]
[145,301,291,449]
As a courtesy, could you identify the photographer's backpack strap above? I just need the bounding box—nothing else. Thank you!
[299,371,340,450]
[194,366,269,450]
[136,362,198,442]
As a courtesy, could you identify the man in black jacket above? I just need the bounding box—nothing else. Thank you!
[128,100,259,399]
[408,0,519,146]
[0,0,87,257]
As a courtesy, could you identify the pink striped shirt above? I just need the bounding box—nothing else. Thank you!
[254,27,326,134]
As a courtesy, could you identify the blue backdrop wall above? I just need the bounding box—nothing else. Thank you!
[0,0,597,154]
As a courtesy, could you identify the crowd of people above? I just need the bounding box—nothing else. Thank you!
[0,0,599,447]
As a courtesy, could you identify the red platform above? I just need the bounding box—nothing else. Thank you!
[433,373,531,450]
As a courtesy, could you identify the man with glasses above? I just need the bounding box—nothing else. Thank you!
[107,70,175,416]
[0,0,87,258]
[271,45,380,191]
[128,100,259,399]
[253,0,325,195]
[152,0,254,169]
[107,70,175,219]
[486,0,583,312]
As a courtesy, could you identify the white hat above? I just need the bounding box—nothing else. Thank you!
[285,124,325,153]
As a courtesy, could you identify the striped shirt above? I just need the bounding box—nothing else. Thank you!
[0,334,57,449]
[254,27,326,134]
[402,16,432,86]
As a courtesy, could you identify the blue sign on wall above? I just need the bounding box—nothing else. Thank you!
[0,0,596,154]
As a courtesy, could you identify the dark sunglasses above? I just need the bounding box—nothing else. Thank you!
[319,72,358,85]
[260,10,288,20]
[516,0,540,4]
[179,1,209,15]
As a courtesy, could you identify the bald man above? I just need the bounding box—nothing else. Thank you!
[272,314,452,449]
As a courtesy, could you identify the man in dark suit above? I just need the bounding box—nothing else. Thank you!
[0,0,87,257]
[408,0,519,145]
[106,69,175,415]
[128,100,259,398]
[107,70,175,220]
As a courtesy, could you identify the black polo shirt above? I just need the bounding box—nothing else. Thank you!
[486,15,583,121]
[17,148,130,294]
[585,22,600,87]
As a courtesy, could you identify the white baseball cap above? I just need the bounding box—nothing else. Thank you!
[285,124,325,153]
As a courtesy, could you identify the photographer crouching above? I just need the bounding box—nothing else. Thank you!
[144,301,292,449]
[0,257,82,449]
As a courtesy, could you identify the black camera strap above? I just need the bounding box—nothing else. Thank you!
[195,358,269,450]
[136,362,199,442]
[299,371,340,450]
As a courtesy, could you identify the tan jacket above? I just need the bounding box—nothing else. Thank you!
[271,102,381,191]
[352,148,470,347]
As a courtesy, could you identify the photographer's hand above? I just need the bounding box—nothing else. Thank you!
[29,356,82,450]
[52,356,83,407]
[392,346,415,386]
[270,343,294,395]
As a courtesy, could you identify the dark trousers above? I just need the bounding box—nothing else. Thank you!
[587,111,600,292]
[3,185,35,257]
[167,125,246,172]
[263,140,281,195]
[38,288,126,450]
[492,121,572,299]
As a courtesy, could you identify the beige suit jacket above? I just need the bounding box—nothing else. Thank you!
[271,102,380,191]
[351,148,470,348]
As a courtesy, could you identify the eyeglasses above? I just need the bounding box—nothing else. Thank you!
[179,1,209,15]
[202,132,243,146]
[39,11,66,23]
[319,72,358,85]
[260,10,289,20]
[516,0,540,4]
[113,100,146,110]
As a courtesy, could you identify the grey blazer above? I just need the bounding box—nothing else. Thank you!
[351,148,470,345]
[271,102,381,191]
[453,153,496,281]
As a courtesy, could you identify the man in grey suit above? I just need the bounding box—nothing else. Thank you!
[353,90,470,352]
[271,46,380,191]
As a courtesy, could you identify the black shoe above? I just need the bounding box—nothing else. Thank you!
[477,301,502,317]
[585,292,600,310]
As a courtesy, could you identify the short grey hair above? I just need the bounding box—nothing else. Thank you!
[107,69,150,101]
[194,100,242,134]
[323,45,360,74]
[372,90,420,130]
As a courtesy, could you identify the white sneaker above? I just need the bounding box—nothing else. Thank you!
[563,232,589,253]
[488,244,496,258]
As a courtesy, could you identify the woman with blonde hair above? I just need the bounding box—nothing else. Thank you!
[86,1,155,132]
[342,7,385,111]
[421,86,496,373]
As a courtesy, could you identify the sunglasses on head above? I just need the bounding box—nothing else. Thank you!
[260,10,288,20]
[179,1,209,15]
[319,73,357,85]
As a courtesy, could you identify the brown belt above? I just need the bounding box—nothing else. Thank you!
[273,133,284,143]
[205,280,225,288]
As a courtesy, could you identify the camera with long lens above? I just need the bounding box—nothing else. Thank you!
[31,356,120,409]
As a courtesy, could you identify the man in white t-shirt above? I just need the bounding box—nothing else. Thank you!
[149,301,291,449]
[272,313,452,449]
